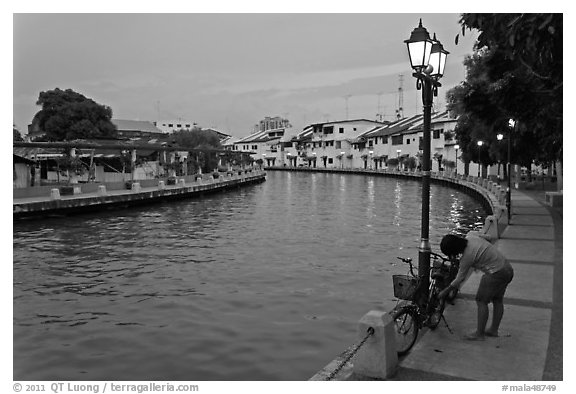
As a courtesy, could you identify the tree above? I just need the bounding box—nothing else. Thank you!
[171,127,222,150]
[171,128,223,174]
[32,88,118,141]
[449,14,562,174]
[13,125,23,142]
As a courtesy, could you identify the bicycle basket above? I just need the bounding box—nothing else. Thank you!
[392,274,418,300]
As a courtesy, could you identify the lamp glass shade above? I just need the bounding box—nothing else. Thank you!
[404,21,433,71]
[429,41,449,78]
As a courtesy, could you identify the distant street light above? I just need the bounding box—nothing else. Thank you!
[405,19,449,296]
[497,134,504,179]
[477,140,483,177]
[454,144,459,176]
[507,119,516,222]
[369,150,374,169]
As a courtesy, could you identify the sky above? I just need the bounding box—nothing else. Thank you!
[13,11,481,138]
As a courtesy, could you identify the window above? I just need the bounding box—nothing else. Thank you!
[252,145,258,150]
[353,128,357,131]
[326,141,334,147]
[335,141,341,149]
[328,158,333,164]
[406,139,411,145]
[339,127,344,133]
[186,124,191,128]
[177,124,182,128]
[383,136,388,144]
[374,138,378,145]
[433,129,441,139]
[368,140,373,147]
[168,124,173,127]
[323,126,334,134]
[391,135,403,145]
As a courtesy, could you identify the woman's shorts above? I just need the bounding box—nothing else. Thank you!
[476,265,514,303]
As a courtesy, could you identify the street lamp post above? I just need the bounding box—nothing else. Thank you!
[477,140,483,178]
[369,150,374,170]
[507,119,515,222]
[497,133,504,179]
[454,144,459,176]
[405,19,449,298]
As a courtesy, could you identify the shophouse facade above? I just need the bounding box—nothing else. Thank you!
[294,119,386,169]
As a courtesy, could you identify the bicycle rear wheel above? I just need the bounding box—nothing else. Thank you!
[392,306,419,356]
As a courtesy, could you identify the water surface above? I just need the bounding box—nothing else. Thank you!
[13,171,487,380]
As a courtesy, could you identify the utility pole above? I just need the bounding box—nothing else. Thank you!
[376,92,385,122]
[396,74,404,120]
[343,95,352,120]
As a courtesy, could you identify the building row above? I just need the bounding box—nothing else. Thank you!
[224,111,468,175]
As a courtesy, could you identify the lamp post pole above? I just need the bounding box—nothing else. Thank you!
[497,134,503,179]
[405,20,448,299]
[507,119,515,223]
[454,144,459,176]
[477,140,483,178]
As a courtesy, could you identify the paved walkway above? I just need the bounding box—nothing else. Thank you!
[390,188,563,380]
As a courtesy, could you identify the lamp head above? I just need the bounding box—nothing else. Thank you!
[404,19,434,72]
[428,33,449,79]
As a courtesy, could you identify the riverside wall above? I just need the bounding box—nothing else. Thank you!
[13,169,266,219]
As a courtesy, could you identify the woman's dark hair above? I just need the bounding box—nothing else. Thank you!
[440,234,468,257]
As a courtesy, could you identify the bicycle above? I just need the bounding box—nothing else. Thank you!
[391,252,458,356]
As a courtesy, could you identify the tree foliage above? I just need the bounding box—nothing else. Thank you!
[171,128,223,173]
[447,13,562,168]
[171,127,222,150]
[13,125,23,142]
[32,88,118,141]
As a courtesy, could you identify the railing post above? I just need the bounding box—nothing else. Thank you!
[50,188,61,200]
[353,310,398,379]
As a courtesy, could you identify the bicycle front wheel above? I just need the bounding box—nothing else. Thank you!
[426,288,446,330]
[392,306,419,356]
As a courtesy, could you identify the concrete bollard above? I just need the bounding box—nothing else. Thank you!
[131,182,141,192]
[50,188,61,200]
[499,189,507,205]
[158,181,165,190]
[352,310,398,379]
[178,178,186,187]
[97,185,107,196]
[481,215,499,240]
[495,205,509,226]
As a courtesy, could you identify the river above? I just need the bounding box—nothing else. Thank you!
[13,170,487,380]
